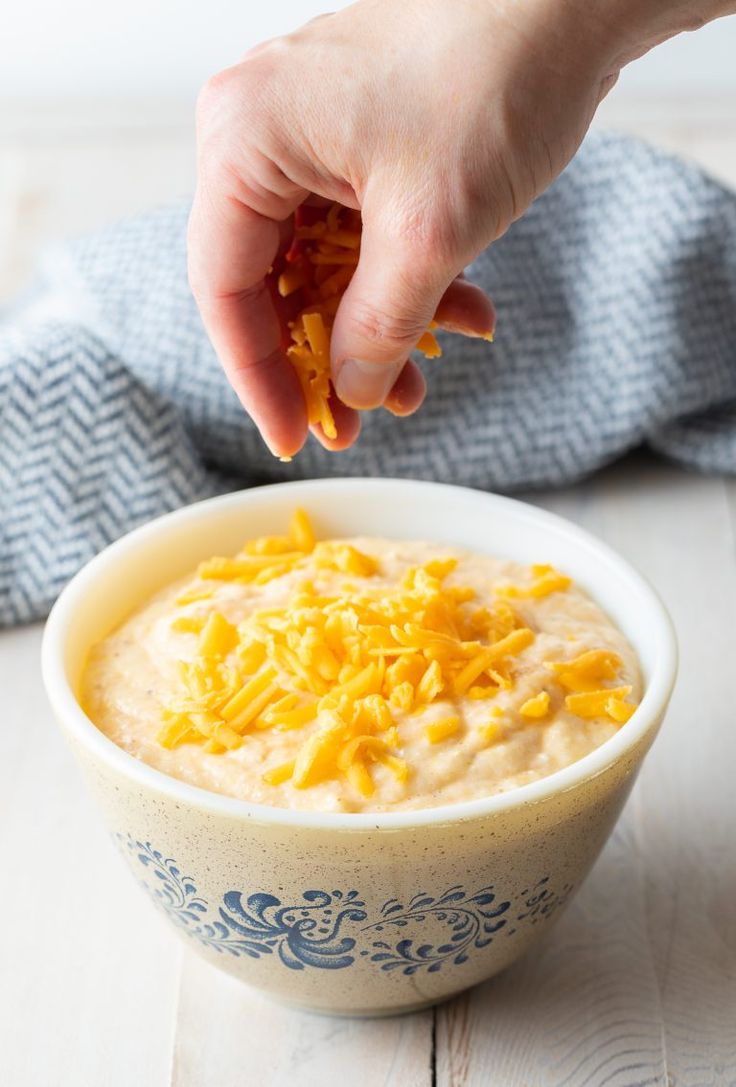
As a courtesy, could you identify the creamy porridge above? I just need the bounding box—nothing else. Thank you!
[81,510,641,813]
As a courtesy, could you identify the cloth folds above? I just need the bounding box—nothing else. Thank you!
[2,131,736,626]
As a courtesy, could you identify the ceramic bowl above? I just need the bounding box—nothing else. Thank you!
[41,479,676,1016]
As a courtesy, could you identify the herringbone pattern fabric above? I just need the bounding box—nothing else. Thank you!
[2,132,736,625]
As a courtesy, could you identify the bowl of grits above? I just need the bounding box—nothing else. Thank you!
[41,479,676,1015]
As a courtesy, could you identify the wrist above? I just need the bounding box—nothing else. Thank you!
[573,0,736,73]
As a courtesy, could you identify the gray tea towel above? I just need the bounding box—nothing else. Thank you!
[2,130,736,626]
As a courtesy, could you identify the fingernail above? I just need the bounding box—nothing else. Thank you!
[335,359,404,409]
[439,322,495,342]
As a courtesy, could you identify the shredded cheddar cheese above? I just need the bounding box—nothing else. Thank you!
[425,716,460,744]
[605,697,637,723]
[545,649,622,692]
[175,586,214,606]
[262,759,297,786]
[158,510,640,795]
[498,564,572,599]
[170,615,206,634]
[274,202,484,442]
[565,686,632,718]
[544,649,637,723]
[479,722,503,744]
[519,691,551,719]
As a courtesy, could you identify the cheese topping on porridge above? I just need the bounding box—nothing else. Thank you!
[81,510,641,813]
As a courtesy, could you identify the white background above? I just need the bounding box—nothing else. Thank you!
[0,0,735,105]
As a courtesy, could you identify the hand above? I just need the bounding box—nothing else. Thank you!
[187,0,730,458]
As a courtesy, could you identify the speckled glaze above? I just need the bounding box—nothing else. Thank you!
[42,480,677,1016]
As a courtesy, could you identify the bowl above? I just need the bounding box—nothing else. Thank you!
[41,479,677,1016]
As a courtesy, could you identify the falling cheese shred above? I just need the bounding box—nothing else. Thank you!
[158,510,640,794]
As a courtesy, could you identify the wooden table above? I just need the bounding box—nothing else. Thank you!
[2,455,735,1086]
[1,98,736,1086]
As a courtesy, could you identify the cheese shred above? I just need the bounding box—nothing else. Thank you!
[159,510,639,794]
[275,202,491,443]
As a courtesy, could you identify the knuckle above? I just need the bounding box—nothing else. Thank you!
[408,215,459,265]
[195,67,239,128]
[196,58,272,135]
[195,67,266,173]
[346,300,426,352]
[381,196,458,261]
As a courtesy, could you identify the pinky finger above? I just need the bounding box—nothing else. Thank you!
[383,360,426,417]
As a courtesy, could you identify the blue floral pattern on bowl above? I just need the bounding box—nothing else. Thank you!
[119,835,572,975]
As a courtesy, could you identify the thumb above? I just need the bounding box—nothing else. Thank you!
[330,219,451,410]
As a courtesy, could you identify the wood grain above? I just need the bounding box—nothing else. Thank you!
[0,625,181,1087]
[436,826,667,1087]
[5,458,734,1086]
[435,458,736,1085]
[172,952,433,1087]
[580,461,736,1086]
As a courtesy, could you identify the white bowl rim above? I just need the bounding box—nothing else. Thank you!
[41,478,678,831]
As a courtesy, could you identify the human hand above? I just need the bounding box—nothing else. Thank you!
[187,0,730,458]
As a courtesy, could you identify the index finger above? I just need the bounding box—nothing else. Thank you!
[187,183,309,459]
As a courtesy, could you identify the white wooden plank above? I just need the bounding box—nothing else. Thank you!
[437,456,736,1085]
[0,624,181,1087]
[436,822,666,1087]
[2,465,734,1083]
[549,460,736,1086]
[172,951,433,1087]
